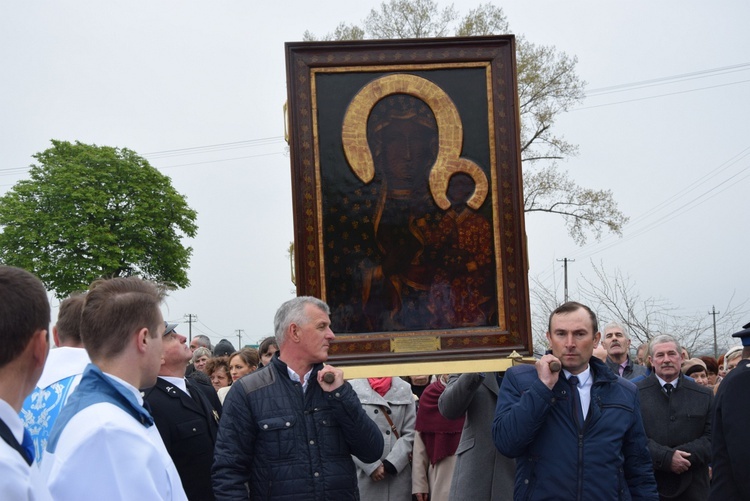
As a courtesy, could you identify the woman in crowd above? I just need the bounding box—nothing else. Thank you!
[350,376,415,500]
[699,356,719,386]
[218,348,259,403]
[682,358,710,386]
[205,356,231,393]
[412,374,465,501]
[258,336,279,367]
[192,347,211,373]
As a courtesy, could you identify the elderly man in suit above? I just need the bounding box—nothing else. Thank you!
[143,323,221,500]
[636,334,712,501]
[438,372,515,500]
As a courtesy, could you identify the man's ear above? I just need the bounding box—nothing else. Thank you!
[594,331,601,345]
[52,325,61,347]
[289,324,300,343]
[136,327,150,354]
[31,329,49,369]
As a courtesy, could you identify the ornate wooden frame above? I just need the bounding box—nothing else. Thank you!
[285,36,531,367]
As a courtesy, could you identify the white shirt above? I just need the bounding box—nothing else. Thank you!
[287,366,313,393]
[563,366,593,420]
[159,376,190,396]
[41,373,188,500]
[0,398,52,500]
[34,346,90,390]
[655,374,679,390]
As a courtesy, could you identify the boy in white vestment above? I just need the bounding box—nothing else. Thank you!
[42,277,187,500]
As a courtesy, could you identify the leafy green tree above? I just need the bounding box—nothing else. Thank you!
[0,140,198,297]
[304,0,628,244]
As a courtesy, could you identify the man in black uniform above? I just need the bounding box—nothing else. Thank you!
[710,321,750,501]
[143,323,221,500]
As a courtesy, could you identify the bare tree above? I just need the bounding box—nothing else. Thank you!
[303,0,627,245]
[529,262,748,358]
[577,261,747,358]
[529,275,559,353]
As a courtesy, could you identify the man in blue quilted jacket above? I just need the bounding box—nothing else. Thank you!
[492,301,658,500]
[212,296,383,500]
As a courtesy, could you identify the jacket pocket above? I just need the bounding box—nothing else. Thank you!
[617,465,631,500]
[516,455,538,501]
[257,415,297,461]
[454,436,475,455]
[315,410,349,457]
[175,418,208,441]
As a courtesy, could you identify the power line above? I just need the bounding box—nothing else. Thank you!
[143,136,285,159]
[157,151,285,170]
[585,62,750,96]
[575,78,750,111]
[533,145,750,286]
[0,136,286,174]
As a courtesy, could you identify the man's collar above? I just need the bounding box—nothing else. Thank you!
[158,375,189,395]
[655,373,679,388]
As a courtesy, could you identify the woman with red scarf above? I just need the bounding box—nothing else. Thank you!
[350,376,416,500]
[412,375,465,501]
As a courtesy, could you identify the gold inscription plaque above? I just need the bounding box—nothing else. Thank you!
[391,336,441,353]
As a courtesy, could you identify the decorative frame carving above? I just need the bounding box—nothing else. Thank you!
[286,36,531,366]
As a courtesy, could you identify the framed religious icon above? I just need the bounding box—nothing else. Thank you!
[285,36,531,370]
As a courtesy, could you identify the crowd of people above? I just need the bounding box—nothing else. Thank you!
[1,265,749,500]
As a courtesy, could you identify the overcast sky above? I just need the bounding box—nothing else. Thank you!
[2,1,748,350]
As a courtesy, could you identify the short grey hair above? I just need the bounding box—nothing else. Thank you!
[192,334,212,350]
[603,321,630,339]
[274,296,330,346]
[192,347,211,363]
[649,334,681,357]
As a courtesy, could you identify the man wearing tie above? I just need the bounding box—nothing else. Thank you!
[493,301,658,500]
[144,323,221,500]
[636,335,712,501]
[0,266,52,500]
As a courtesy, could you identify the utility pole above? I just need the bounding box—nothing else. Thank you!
[184,313,197,343]
[708,306,720,359]
[236,329,245,348]
[557,258,575,302]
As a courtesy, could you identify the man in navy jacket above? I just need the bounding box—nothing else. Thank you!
[212,296,383,500]
[493,301,658,500]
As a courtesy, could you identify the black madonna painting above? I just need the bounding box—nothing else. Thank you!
[286,37,531,365]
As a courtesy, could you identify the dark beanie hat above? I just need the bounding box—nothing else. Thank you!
[214,339,236,357]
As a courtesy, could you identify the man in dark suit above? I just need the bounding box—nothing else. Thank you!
[637,334,712,501]
[710,322,750,501]
[144,323,221,500]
